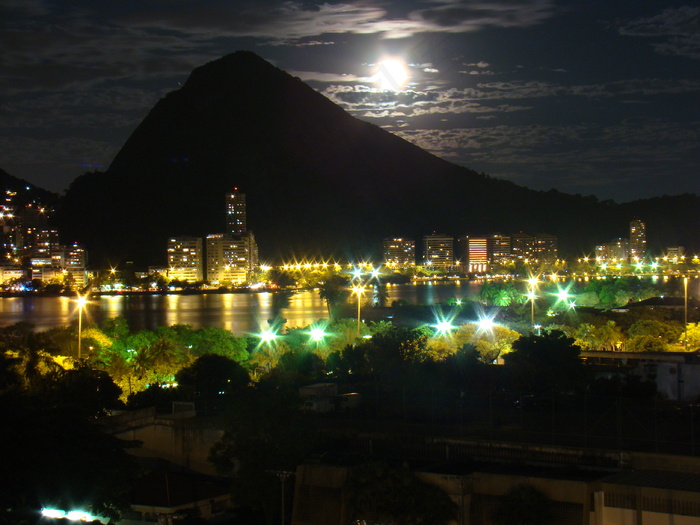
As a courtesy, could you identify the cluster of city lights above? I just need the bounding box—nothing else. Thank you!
[41,508,108,523]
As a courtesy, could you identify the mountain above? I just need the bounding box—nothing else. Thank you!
[0,169,60,207]
[56,51,698,268]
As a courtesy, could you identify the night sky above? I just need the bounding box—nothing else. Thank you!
[2,0,699,202]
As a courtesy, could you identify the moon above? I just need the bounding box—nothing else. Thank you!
[374,58,409,91]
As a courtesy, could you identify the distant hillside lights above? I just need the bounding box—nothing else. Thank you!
[166,188,259,285]
[0,190,89,290]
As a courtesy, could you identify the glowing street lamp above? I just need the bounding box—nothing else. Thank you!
[435,319,454,334]
[309,327,327,342]
[685,276,689,352]
[352,285,366,338]
[259,329,278,345]
[76,293,88,360]
[477,317,495,333]
[526,277,540,328]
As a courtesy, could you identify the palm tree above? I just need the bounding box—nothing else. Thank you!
[318,275,349,318]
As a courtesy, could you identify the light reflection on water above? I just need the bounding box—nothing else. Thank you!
[0,282,480,334]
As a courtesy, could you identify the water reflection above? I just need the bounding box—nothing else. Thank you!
[0,282,479,334]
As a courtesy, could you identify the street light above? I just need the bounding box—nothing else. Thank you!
[352,285,366,339]
[350,265,382,339]
[685,276,689,352]
[526,277,539,329]
[76,293,88,360]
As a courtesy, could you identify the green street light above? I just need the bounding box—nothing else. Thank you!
[259,329,278,344]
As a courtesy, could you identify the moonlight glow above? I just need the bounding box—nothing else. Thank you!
[374,59,409,91]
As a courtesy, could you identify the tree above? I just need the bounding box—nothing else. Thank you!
[189,326,248,361]
[209,390,320,524]
[44,366,124,417]
[344,462,457,525]
[0,392,139,522]
[426,323,520,363]
[503,331,585,394]
[628,319,682,345]
[592,321,624,351]
[626,335,667,353]
[686,323,700,350]
[176,354,250,410]
[318,274,349,318]
[478,281,526,307]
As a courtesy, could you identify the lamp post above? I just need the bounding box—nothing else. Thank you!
[270,470,294,525]
[76,293,88,360]
[685,276,689,352]
[353,285,366,339]
[351,265,381,339]
[527,277,539,329]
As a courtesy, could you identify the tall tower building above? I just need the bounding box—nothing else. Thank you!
[226,188,247,236]
[629,219,646,261]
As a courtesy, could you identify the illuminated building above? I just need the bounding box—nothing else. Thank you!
[510,232,557,261]
[666,246,685,260]
[468,237,489,274]
[595,238,629,261]
[630,219,646,260]
[490,234,512,265]
[206,234,248,285]
[533,233,558,261]
[383,238,415,268]
[510,232,534,260]
[167,237,203,282]
[226,188,247,236]
[423,233,454,269]
[204,188,258,284]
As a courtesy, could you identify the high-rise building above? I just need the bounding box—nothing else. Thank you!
[595,238,629,262]
[383,238,415,268]
[167,237,203,282]
[533,233,558,261]
[490,234,512,265]
[630,219,646,261]
[226,188,247,236]
[202,188,259,284]
[467,237,489,274]
[510,232,534,260]
[423,233,454,269]
[206,234,248,284]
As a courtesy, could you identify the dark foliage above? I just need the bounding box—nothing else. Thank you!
[344,462,457,525]
[503,331,585,394]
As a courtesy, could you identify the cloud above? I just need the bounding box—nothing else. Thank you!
[122,0,561,42]
[288,70,367,83]
[392,118,700,196]
[414,0,560,31]
[619,5,700,60]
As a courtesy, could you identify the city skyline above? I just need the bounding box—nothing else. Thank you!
[1,1,699,202]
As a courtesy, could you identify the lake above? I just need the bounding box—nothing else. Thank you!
[0,281,481,334]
